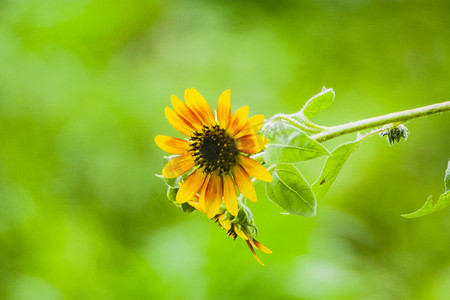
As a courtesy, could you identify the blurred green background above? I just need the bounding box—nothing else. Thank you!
[1,0,449,299]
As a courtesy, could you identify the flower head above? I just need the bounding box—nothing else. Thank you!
[186,196,271,264]
[213,206,272,265]
[155,88,273,218]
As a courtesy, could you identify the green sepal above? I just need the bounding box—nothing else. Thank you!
[265,164,316,217]
[181,202,196,213]
[235,204,258,237]
[167,186,196,213]
[167,186,180,206]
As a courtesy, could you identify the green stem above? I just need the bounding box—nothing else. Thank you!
[297,112,329,130]
[264,114,322,134]
[310,101,450,142]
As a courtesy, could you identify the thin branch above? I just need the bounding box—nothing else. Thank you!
[310,101,450,142]
[263,114,322,134]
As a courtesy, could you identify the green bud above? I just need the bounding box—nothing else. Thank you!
[380,124,410,145]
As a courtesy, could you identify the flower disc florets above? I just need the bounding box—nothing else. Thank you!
[190,125,239,175]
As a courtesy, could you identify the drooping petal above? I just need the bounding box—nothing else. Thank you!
[234,225,249,240]
[239,155,273,182]
[205,172,223,218]
[234,115,265,139]
[165,107,196,136]
[222,174,238,216]
[232,164,257,202]
[155,135,190,154]
[236,134,269,154]
[162,153,195,178]
[250,238,272,254]
[246,240,264,265]
[176,169,206,203]
[217,89,231,129]
[229,106,249,136]
[184,88,215,126]
[218,214,232,231]
[171,95,203,131]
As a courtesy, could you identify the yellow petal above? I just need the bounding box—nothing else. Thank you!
[232,164,257,202]
[165,107,195,136]
[246,240,264,265]
[218,214,232,231]
[205,172,223,219]
[235,225,249,240]
[236,134,269,154]
[155,135,190,154]
[198,174,211,210]
[229,106,249,136]
[187,200,205,214]
[248,115,265,132]
[239,155,273,182]
[171,95,203,131]
[185,88,215,126]
[162,153,195,178]
[250,238,272,254]
[176,169,206,203]
[234,115,265,139]
[222,174,238,216]
[217,89,231,129]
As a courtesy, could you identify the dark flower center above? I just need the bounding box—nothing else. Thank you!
[190,125,239,175]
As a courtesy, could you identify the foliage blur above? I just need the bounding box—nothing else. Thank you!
[1,0,449,299]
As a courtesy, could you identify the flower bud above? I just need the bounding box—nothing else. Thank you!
[380,124,410,145]
[213,205,271,265]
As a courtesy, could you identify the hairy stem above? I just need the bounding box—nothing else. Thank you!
[310,101,450,142]
[264,114,322,133]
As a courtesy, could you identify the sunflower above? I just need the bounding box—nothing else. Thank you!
[155,88,273,218]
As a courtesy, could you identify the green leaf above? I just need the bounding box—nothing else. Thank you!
[265,164,316,217]
[263,123,330,164]
[444,160,450,193]
[402,192,450,218]
[312,140,361,201]
[402,161,450,218]
[300,87,335,119]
